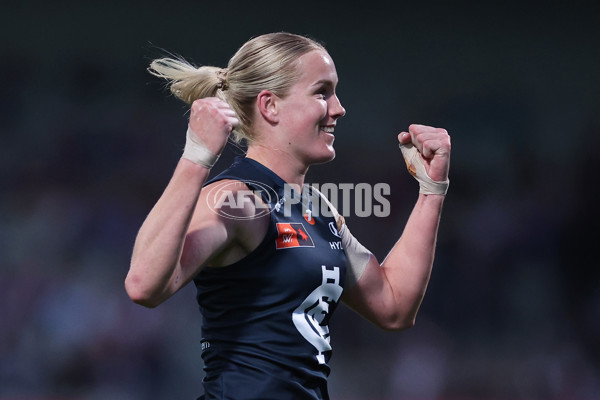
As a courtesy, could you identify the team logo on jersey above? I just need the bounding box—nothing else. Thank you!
[292,265,343,364]
[275,222,314,249]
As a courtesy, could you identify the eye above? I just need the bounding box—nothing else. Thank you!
[314,81,336,100]
[316,89,329,100]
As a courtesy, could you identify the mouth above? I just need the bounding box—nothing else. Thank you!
[320,125,335,134]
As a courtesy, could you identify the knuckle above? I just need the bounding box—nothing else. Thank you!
[408,124,422,133]
[192,100,208,113]
[193,98,209,107]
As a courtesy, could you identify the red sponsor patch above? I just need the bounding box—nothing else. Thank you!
[275,222,315,249]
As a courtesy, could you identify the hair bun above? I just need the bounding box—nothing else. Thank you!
[216,69,228,91]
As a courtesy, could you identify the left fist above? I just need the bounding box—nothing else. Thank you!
[398,124,451,183]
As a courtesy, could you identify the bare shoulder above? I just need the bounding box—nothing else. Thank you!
[200,179,270,227]
[191,179,270,266]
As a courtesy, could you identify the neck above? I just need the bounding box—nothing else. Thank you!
[246,144,308,190]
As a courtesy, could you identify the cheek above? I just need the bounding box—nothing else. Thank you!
[285,100,328,134]
[297,102,326,126]
[318,101,328,118]
[307,98,328,117]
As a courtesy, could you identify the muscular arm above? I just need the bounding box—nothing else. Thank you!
[126,168,268,307]
[125,159,218,307]
[342,193,443,330]
[341,124,450,330]
[125,97,243,307]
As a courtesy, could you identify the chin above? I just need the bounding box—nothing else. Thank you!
[310,148,336,165]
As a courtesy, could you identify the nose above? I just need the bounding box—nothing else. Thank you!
[329,94,346,119]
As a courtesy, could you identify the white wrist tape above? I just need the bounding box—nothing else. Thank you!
[399,143,449,195]
[181,127,220,169]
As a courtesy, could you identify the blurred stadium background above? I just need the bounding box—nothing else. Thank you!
[1,1,599,399]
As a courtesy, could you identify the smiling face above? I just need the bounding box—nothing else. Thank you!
[276,50,346,166]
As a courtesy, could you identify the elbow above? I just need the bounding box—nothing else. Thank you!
[379,313,417,332]
[124,274,164,308]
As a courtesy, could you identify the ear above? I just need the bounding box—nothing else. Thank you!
[256,90,279,124]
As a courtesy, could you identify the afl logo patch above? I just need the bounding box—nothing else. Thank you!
[275,222,315,249]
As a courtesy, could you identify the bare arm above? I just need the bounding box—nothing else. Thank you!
[125,98,239,307]
[342,124,451,330]
[126,159,213,307]
[342,194,443,330]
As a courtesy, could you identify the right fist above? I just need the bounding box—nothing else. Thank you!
[188,97,239,155]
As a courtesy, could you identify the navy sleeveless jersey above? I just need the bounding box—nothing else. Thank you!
[193,157,348,400]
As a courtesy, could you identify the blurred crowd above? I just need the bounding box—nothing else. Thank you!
[2,8,600,399]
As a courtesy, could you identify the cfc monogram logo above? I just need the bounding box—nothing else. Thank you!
[292,265,343,364]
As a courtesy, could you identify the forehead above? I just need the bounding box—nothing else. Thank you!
[295,50,338,85]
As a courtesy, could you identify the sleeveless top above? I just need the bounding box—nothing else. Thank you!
[193,157,348,400]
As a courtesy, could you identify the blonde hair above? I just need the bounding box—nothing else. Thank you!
[148,32,326,144]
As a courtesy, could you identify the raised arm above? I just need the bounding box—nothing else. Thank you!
[341,124,451,330]
[125,98,238,307]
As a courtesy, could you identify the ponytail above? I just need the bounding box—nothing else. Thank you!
[148,58,227,104]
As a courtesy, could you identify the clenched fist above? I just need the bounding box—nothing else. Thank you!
[398,124,451,184]
[188,97,239,156]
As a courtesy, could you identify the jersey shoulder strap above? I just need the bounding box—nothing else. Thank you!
[206,157,284,191]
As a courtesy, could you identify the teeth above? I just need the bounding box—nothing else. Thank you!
[320,126,334,133]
